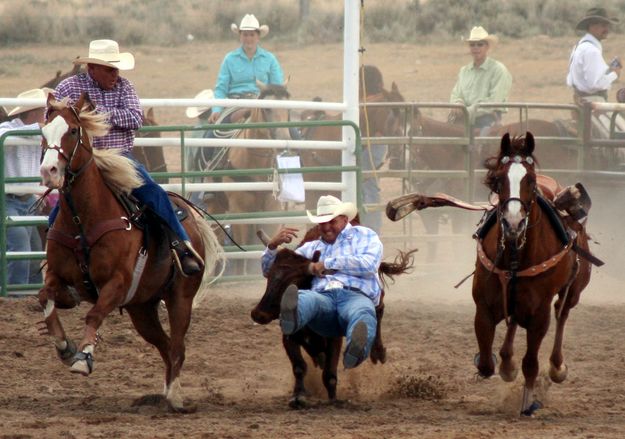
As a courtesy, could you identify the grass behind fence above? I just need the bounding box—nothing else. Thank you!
[0,0,621,46]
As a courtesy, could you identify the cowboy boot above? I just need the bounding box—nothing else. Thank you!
[171,239,205,277]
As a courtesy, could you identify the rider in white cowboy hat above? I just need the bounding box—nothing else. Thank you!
[261,194,383,370]
[567,7,623,137]
[449,26,512,134]
[3,88,54,285]
[207,13,284,124]
[52,39,205,277]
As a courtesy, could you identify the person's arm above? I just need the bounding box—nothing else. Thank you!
[322,229,382,277]
[260,226,300,276]
[450,68,466,105]
[582,50,618,92]
[103,80,143,130]
[267,52,285,85]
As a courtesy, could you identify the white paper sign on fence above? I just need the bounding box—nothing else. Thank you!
[276,155,305,203]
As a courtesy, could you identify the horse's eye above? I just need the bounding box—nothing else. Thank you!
[70,128,78,136]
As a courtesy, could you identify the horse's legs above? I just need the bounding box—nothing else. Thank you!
[162,289,196,412]
[283,335,309,409]
[520,310,550,416]
[323,338,342,402]
[473,303,496,378]
[369,301,387,364]
[71,277,126,375]
[37,276,78,365]
[498,321,519,382]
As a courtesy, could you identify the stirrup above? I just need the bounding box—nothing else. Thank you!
[170,240,204,277]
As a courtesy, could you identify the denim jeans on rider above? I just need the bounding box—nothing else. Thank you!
[291,287,377,360]
[6,195,42,285]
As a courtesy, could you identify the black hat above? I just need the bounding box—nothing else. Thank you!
[576,7,619,31]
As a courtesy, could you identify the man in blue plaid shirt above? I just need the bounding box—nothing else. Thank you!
[51,39,203,276]
[261,195,383,369]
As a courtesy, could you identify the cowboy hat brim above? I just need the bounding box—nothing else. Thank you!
[230,23,270,38]
[74,53,135,70]
[466,35,499,45]
[186,89,215,119]
[576,15,619,30]
[306,203,358,224]
[7,87,54,117]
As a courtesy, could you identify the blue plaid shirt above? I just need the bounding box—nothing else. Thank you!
[54,72,143,151]
[213,45,284,113]
[261,223,384,305]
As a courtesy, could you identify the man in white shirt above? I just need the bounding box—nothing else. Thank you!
[567,8,622,137]
[2,88,50,285]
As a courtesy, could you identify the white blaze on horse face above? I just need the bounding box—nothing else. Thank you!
[40,117,69,188]
[504,162,527,231]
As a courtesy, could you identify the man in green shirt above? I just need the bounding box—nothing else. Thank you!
[449,26,512,134]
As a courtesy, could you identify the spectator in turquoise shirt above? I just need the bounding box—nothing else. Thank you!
[208,14,285,123]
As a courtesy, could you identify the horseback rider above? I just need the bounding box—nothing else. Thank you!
[448,26,512,135]
[50,39,204,276]
[207,13,284,125]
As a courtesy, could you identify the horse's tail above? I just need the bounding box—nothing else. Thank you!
[192,214,226,308]
[378,249,417,289]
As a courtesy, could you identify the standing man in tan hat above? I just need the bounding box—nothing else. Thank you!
[2,88,51,285]
[567,7,622,137]
[449,26,512,134]
[51,39,204,276]
[261,195,383,369]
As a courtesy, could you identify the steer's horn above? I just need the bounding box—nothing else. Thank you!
[256,229,271,246]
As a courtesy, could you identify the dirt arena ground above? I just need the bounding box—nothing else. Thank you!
[1,36,625,437]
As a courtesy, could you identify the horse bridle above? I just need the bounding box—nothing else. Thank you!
[43,105,94,190]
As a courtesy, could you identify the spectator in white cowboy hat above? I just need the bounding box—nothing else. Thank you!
[52,39,204,277]
[2,88,53,286]
[207,13,284,124]
[567,7,624,138]
[448,26,512,134]
[261,195,383,369]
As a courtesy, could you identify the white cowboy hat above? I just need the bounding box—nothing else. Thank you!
[74,39,135,70]
[185,89,215,119]
[306,195,358,224]
[8,87,54,117]
[464,26,498,45]
[230,14,269,38]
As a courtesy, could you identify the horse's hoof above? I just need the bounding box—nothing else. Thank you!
[499,363,519,382]
[549,362,568,383]
[169,400,198,414]
[288,395,308,410]
[56,339,77,366]
[473,352,497,367]
[70,351,94,376]
[520,400,543,417]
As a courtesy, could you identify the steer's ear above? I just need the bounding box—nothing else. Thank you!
[312,250,321,263]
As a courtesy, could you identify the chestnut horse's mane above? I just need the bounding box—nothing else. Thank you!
[49,98,143,194]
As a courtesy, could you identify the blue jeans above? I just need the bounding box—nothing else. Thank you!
[48,153,190,242]
[360,143,387,233]
[6,195,42,285]
[293,288,377,358]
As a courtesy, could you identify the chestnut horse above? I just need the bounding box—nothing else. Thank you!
[37,93,224,412]
[473,132,592,416]
[251,224,415,408]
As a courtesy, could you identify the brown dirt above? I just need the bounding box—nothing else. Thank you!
[1,38,625,437]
